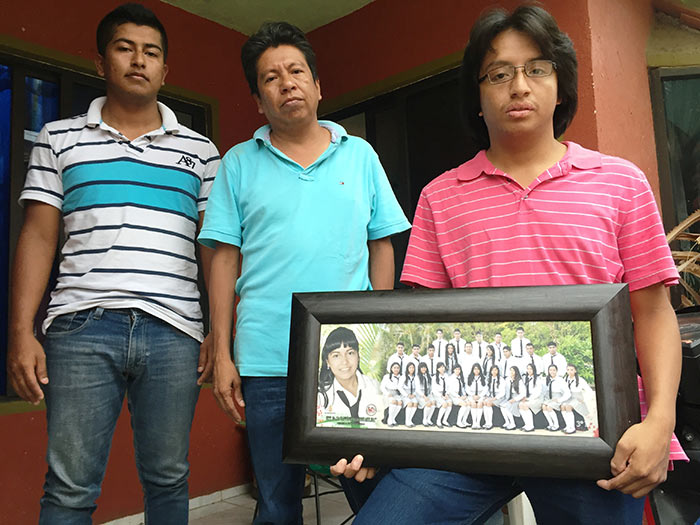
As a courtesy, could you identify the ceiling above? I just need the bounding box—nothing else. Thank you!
[160,0,374,35]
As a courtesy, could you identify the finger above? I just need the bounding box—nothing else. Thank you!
[354,468,369,483]
[597,465,634,492]
[23,367,45,404]
[365,467,377,480]
[330,458,348,477]
[214,388,241,422]
[609,439,633,476]
[197,358,214,386]
[197,344,207,373]
[346,454,365,478]
[233,384,246,407]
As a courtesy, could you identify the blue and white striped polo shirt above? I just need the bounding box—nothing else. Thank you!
[20,97,219,341]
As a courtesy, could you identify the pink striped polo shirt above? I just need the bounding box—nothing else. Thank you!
[401,141,687,462]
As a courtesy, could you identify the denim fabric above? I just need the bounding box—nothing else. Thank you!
[39,308,200,524]
[353,468,645,525]
[242,377,305,525]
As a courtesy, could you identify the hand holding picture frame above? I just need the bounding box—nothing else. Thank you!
[283,284,640,480]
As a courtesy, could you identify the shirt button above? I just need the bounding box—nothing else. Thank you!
[522,194,528,200]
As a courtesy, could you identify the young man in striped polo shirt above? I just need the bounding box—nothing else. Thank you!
[8,4,218,522]
[335,5,684,524]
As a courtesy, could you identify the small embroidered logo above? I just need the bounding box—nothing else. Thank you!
[366,404,377,416]
[177,155,195,169]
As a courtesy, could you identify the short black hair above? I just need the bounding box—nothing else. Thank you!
[97,3,168,59]
[460,5,577,150]
[241,21,318,96]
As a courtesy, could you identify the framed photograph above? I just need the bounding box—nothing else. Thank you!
[283,284,640,480]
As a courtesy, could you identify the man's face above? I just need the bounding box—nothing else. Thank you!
[436,330,443,339]
[516,329,525,339]
[396,344,405,355]
[475,333,483,342]
[526,344,535,355]
[96,23,168,103]
[253,44,321,129]
[453,331,461,340]
[504,349,512,358]
[412,346,421,357]
[478,29,559,144]
[428,347,435,357]
[548,345,557,355]
[494,334,502,344]
[464,343,473,354]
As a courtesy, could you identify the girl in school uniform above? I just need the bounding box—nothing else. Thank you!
[499,366,525,430]
[542,364,571,431]
[431,362,453,428]
[561,364,593,434]
[317,326,383,426]
[448,364,470,428]
[416,362,436,426]
[481,346,497,380]
[400,362,419,427]
[482,364,504,430]
[466,363,487,429]
[518,362,543,432]
[380,362,404,427]
[444,343,459,375]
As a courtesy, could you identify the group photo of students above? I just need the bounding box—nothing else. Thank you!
[316,321,598,436]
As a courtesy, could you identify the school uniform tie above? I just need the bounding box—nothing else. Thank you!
[548,380,553,399]
[475,381,479,395]
[520,340,524,357]
[525,377,530,397]
[442,378,446,396]
[336,390,362,419]
[430,358,434,375]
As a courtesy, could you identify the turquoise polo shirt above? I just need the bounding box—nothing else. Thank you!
[198,121,410,376]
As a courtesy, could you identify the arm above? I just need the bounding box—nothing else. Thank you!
[208,242,245,422]
[8,202,60,404]
[597,283,680,497]
[196,211,216,384]
[368,237,394,290]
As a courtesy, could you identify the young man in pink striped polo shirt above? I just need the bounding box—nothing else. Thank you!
[334,5,684,523]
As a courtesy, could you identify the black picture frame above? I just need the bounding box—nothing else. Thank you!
[284,284,639,480]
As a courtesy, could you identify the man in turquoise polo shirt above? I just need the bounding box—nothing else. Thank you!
[198,21,409,524]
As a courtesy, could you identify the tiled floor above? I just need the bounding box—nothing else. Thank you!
[189,478,355,525]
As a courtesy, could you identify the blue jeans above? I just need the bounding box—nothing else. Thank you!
[353,468,645,525]
[242,377,305,525]
[39,308,200,524]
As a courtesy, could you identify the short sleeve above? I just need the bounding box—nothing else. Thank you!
[197,140,221,212]
[197,149,243,249]
[616,167,678,291]
[366,148,410,240]
[19,126,63,209]
[400,189,451,288]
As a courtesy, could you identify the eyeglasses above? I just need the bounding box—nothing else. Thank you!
[478,59,557,84]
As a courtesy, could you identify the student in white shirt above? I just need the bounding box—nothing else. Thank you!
[522,343,544,378]
[386,342,408,374]
[499,346,521,379]
[431,362,452,428]
[448,364,470,428]
[542,364,571,431]
[449,329,467,354]
[471,331,489,360]
[518,362,544,432]
[499,366,525,430]
[420,345,439,377]
[431,329,447,361]
[482,365,504,430]
[466,363,486,429]
[561,364,593,434]
[481,346,497,381]
[416,362,435,426]
[444,343,459,375]
[458,342,478,374]
[400,362,419,427]
[510,326,531,358]
[490,332,505,361]
[317,327,383,426]
[380,362,404,426]
[543,341,567,377]
[405,344,422,373]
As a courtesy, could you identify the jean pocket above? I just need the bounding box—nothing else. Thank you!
[47,309,93,336]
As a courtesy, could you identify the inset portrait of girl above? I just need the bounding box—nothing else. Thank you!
[317,327,383,427]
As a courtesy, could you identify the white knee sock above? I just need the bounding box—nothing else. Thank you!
[521,409,533,429]
[388,404,400,425]
[457,406,469,426]
[437,407,446,425]
[423,405,435,425]
[443,406,452,424]
[502,410,513,428]
[405,406,417,426]
[472,408,483,428]
[562,410,575,432]
[548,410,559,429]
[483,406,493,427]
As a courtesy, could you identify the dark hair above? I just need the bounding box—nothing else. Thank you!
[396,341,405,347]
[488,365,501,395]
[547,341,558,348]
[97,3,168,59]
[566,363,580,387]
[405,362,416,378]
[460,5,577,150]
[468,363,485,387]
[241,21,318,96]
[318,327,360,407]
[412,344,421,350]
[418,362,432,393]
[509,366,522,395]
[503,345,511,353]
[446,343,456,354]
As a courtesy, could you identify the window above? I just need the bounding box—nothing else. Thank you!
[650,66,700,232]
[1,52,213,396]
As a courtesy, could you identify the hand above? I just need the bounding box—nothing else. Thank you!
[196,333,214,385]
[8,331,48,404]
[330,455,376,482]
[596,419,671,498]
[212,356,245,423]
